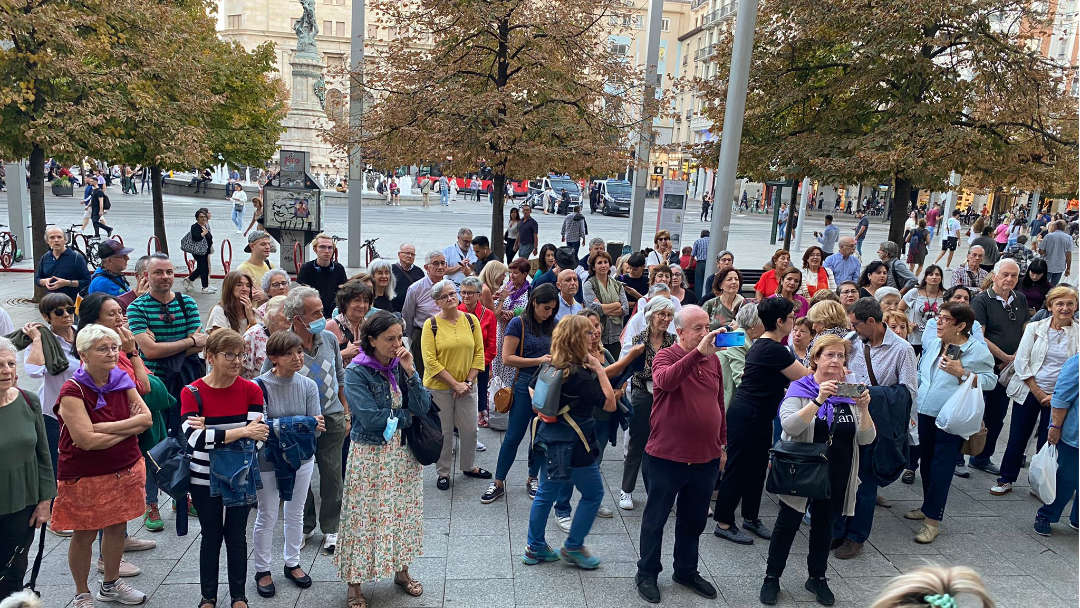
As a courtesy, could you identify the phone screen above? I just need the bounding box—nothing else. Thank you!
[714,332,746,348]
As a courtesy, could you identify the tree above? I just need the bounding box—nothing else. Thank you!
[324,0,655,259]
[697,0,1078,242]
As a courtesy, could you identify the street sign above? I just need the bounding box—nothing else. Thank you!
[655,179,688,252]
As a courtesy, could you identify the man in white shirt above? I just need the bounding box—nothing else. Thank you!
[442,227,477,285]
[554,269,583,321]
[932,209,963,269]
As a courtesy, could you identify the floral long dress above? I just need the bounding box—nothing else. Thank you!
[489,279,531,390]
[335,386,423,583]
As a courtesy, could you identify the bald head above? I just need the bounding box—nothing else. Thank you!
[45,227,66,253]
[674,305,710,350]
[837,236,856,257]
[556,268,579,300]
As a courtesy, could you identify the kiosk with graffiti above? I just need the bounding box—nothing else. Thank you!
[264,188,320,232]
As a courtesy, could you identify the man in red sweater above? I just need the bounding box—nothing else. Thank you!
[635,305,728,604]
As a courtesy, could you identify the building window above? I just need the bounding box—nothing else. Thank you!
[661,18,670,31]
[610,42,629,56]
[336,21,345,36]
[227,14,242,29]
[323,20,333,35]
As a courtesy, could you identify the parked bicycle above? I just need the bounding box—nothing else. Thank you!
[328,234,347,264]
[66,224,122,271]
[0,224,24,269]
[359,237,381,266]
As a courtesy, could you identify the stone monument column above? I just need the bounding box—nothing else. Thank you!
[279,0,333,175]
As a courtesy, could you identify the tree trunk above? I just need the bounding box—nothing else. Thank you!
[491,173,506,260]
[889,176,912,244]
[151,166,168,254]
[29,145,47,302]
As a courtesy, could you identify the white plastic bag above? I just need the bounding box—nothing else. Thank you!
[936,376,985,439]
[1028,443,1058,505]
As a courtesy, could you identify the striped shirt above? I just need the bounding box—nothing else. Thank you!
[127,292,203,374]
[180,377,264,487]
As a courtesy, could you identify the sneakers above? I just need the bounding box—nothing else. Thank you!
[143,505,164,532]
[170,496,197,517]
[300,530,315,551]
[322,533,337,555]
[123,537,156,552]
[521,544,560,565]
[97,559,141,577]
[713,522,754,545]
[556,516,572,532]
[477,411,490,428]
[527,478,539,500]
[618,491,634,510]
[953,464,971,478]
[1034,517,1052,537]
[181,278,194,292]
[1070,520,1079,531]
[969,459,1000,475]
[95,580,146,605]
[914,522,940,544]
[904,508,926,520]
[759,577,780,605]
[804,577,836,606]
[989,482,1013,496]
[475,441,486,452]
[901,469,916,484]
[832,539,863,559]
[742,518,773,540]
[480,482,505,504]
[559,546,600,570]
[74,592,95,608]
[200,286,217,294]
[596,505,614,518]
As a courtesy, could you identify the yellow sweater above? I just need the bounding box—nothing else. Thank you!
[421,312,485,390]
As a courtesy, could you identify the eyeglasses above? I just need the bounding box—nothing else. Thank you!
[436,292,458,302]
[657,237,671,242]
[938,315,954,325]
[51,306,76,317]
[269,280,290,289]
[217,352,245,361]
[460,290,480,296]
[92,344,120,354]
[429,261,447,267]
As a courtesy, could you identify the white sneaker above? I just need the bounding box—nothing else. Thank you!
[618,491,634,510]
[200,286,217,294]
[94,580,146,605]
[323,532,337,554]
[556,516,572,532]
[96,558,141,577]
[476,441,487,452]
[300,530,315,550]
[73,593,95,608]
[596,505,614,518]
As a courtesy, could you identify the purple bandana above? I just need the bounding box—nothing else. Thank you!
[508,279,530,302]
[784,374,855,428]
[352,351,401,392]
[72,367,136,410]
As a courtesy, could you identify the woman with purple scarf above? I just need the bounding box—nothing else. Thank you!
[759,334,876,607]
[50,324,152,608]
[337,311,433,608]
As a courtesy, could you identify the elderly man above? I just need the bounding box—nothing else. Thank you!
[578,237,606,271]
[554,269,583,321]
[824,237,860,285]
[832,297,917,559]
[951,246,989,295]
[116,255,151,311]
[968,259,1029,475]
[35,226,91,301]
[443,227,478,284]
[877,241,917,294]
[298,232,348,318]
[1039,219,1073,285]
[88,239,134,297]
[696,250,736,305]
[265,286,348,554]
[391,243,425,312]
[401,251,448,375]
[635,306,727,604]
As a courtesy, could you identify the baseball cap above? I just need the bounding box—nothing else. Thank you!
[245,230,272,253]
[97,239,134,260]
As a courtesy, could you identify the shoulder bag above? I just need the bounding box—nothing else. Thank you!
[493,325,524,413]
[146,384,201,500]
[766,415,833,500]
[400,375,444,465]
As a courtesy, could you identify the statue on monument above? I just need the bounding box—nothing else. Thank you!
[294,0,318,55]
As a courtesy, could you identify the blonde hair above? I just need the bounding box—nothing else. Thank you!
[479,260,508,294]
[808,334,851,370]
[550,315,592,369]
[311,232,333,252]
[870,566,994,608]
[883,311,910,337]
[808,289,840,308]
[807,300,850,330]
[1044,285,1078,309]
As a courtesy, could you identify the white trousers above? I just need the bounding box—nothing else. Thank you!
[252,458,315,571]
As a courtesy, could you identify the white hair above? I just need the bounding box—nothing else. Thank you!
[969,245,985,255]
[368,257,397,300]
[283,286,320,319]
[734,301,761,330]
[643,295,675,322]
[674,304,706,329]
[261,268,290,292]
[993,258,1020,274]
[425,250,446,265]
[457,227,473,238]
[430,278,457,301]
[648,283,671,298]
[461,276,484,291]
[75,323,120,354]
[0,336,16,358]
[264,295,287,319]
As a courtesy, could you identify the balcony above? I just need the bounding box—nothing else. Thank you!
[695,43,719,61]
[704,3,736,27]
[690,0,708,9]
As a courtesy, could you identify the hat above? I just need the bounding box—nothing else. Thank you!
[245,230,271,253]
[97,239,133,260]
[874,286,901,302]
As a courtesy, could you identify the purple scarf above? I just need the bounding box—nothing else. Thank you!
[508,279,530,302]
[352,351,401,392]
[72,367,136,410]
[784,374,854,428]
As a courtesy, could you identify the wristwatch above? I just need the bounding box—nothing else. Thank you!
[126,351,139,358]
[812,398,825,407]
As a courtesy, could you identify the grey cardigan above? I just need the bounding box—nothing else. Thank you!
[776,396,877,516]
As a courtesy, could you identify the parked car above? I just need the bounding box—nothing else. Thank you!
[592,179,632,216]
[527,174,581,214]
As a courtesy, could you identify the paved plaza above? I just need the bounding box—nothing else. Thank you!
[1,190,1076,608]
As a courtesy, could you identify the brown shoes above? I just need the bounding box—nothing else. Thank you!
[831,539,863,560]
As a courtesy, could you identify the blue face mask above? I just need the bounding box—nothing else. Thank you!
[383,414,398,442]
[306,317,327,335]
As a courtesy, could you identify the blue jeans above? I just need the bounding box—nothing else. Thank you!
[267,416,319,501]
[1037,442,1079,525]
[495,370,541,482]
[927,225,936,245]
[554,417,610,517]
[528,458,603,551]
[1049,272,1063,286]
[856,238,865,256]
[231,206,243,231]
[918,413,965,520]
[440,191,449,206]
[517,242,535,260]
[209,438,262,507]
[833,444,877,543]
[998,394,1051,484]
[145,454,159,505]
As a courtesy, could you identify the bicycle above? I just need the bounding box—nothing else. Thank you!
[65,225,122,271]
[0,224,24,269]
[328,235,347,264]
[359,237,381,266]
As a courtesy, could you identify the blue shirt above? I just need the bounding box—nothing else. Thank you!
[916,332,996,418]
[504,316,552,375]
[554,296,583,321]
[817,224,839,254]
[34,248,91,301]
[691,237,710,261]
[823,252,860,285]
[1052,354,1079,448]
[87,268,130,297]
[442,243,477,285]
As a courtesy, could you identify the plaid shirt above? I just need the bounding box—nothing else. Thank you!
[951,264,989,295]
[691,236,710,261]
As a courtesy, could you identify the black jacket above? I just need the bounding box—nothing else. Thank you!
[862,384,912,487]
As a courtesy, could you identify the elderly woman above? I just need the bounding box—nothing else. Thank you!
[799,246,835,299]
[803,300,852,366]
[876,240,916,291]
[620,283,677,350]
[255,269,291,320]
[702,268,744,330]
[458,276,497,427]
[992,286,1078,496]
[904,302,995,545]
[368,258,397,311]
[754,249,791,301]
[667,264,693,306]
[327,280,376,362]
[206,271,257,334]
[421,279,491,490]
[20,293,81,482]
[0,337,54,599]
[478,260,508,311]
[52,324,152,608]
[617,296,676,511]
[338,311,433,608]
[242,295,289,379]
[759,335,875,607]
[583,252,629,358]
[490,259,533,403]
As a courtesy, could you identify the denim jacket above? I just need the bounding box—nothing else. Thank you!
[265,416,318,501]
[344,362,431,445]
[209,437,262,507]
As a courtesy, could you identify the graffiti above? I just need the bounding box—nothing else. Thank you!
[265,188,319,231]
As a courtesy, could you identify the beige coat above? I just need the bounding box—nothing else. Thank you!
[776,396,876,516]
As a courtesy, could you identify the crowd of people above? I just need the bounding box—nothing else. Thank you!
[3,200,1077,608]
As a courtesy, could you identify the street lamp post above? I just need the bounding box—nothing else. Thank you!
[628,0,664,253]
[346,0,365,268]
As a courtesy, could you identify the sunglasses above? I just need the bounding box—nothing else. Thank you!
[50,306,76,317]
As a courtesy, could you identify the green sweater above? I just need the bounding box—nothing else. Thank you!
[138,374,176,453]
[0,390,56,515]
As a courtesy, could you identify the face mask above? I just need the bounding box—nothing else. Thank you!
[383,414,398,442]
[299,316,326,335]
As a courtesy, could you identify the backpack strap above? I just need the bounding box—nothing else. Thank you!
[863,343,879,387]
[185,384,203,415]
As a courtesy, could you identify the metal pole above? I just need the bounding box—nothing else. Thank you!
[4,161,30,258]
[793,176,811,252]
[346,0,366,268]
[628,0,663,253]
[942,171,960,226]
[705,0,759,279]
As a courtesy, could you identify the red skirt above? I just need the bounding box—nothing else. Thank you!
[50,459,146,531]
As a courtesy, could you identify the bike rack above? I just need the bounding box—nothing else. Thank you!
[184,251,196,273]
[146,236,160,256]
[221,240,233,274]
[293,242,303,275]
[114,234,124,246]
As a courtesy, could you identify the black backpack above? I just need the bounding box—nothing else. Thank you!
[102,194,111,210]
[399,379,443,465]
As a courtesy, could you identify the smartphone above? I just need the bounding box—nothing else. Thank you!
[836,382,867,398]
[945,344,962,360]
[714,332,746,348]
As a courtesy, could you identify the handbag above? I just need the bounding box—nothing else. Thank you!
[146,384,201,499]
[961,424,988,456]
[766,438,832,500]
[180,231,209,256]
[493,325,525,414]
[531,363,568,421]
[402,381,443,465]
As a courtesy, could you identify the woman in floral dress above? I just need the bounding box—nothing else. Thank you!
[337,311,434,608]
[488,259,532,408]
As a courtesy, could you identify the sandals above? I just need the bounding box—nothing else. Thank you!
[198,600,215,608]
[346,595,368,608]
[394,575,424,597]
